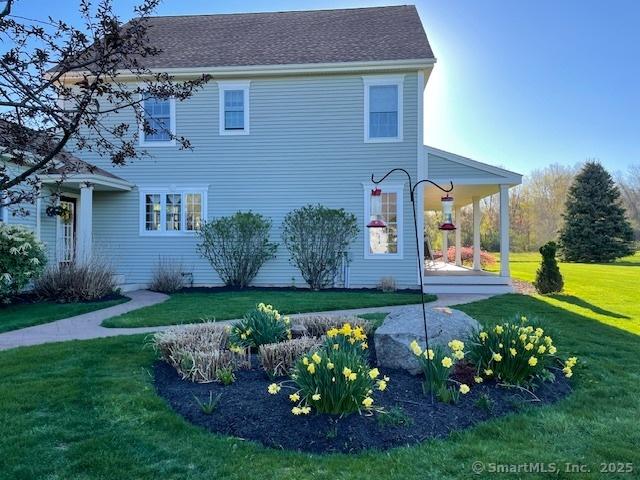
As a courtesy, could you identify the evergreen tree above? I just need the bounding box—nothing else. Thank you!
[534,241,564,294]
[559,161,634,262]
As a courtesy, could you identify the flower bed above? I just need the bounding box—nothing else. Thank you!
[152,308,575,453]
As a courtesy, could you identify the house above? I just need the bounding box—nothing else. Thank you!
[0,5,521,294]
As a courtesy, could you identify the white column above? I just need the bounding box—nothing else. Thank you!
[499,184,510,278]
[472,196,481,271]
[442,230,448,264]
[454,205,462,266]
[35,197,42,240]
[77,183,93,262]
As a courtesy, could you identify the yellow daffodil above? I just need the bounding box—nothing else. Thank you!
[327,362,335,370]
[302,357,309,365]
[459,384,470,394]
[528,356,538,367]
[448,339,464,351]
[474,376,484,384]
[327,328,339,338]
[369,368,380,379]
[289,393,300,402]
[566,357,578,368]
[479,331,488,341]
[332,343,339,350]
[342,367,352,378]
[510,348,517,357]
[494,325,504,334]
[492,353,503,362]
[341,323,353,336]
[519,333,527,342]
[548,345,557,355]
[312,352,322,364]
[524,343,534,351]
[441,356,453,368]
[312,393,321,401]
[484,369,493,376]
[292,407,302,415]
[453,350,465,360]
[544,336,553,345]
[535,327,544,337]
[268,383,281,395]
[240,333,247,340]
[410,340,422,356]
[424,349,435,360]
[377,380,387,391]
[563,367,573,378]
[307,363,316,374]
[348,373,357,381]
[538,345,546,354]
[362,397,374,408]
[301,406,311,415]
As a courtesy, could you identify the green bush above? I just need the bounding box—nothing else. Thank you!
[0,224,47,301]
[534,241,564,294]
[466,315,575,386]
[409,339,470,403]
[197,211,277,288]
[34,258,116,302]
[282,204,358,290]
[229,303,291,349]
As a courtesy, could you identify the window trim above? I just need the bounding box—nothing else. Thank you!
[138,186,208,236]
[363,182,404,259]
[218,81,251,136]
[363,75,404,143]
[139,95,176,147]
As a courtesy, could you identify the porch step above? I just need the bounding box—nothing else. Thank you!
[423,275,509,285]
[423,283,514,295]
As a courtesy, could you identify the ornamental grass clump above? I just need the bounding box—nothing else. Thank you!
[229,303,292,349]
[467,315,577,386]
[409,339,470,403]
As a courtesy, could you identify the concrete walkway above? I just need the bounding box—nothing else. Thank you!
[0,291,490,351]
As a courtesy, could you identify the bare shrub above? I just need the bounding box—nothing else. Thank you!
[34,258,116,302]
[152,323,250,383]
[259,336,323,377]
[377,276,397,292]
[149,257,185,293]
[295,315,373,338]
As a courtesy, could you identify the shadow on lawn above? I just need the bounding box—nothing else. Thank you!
[548,294,631,320]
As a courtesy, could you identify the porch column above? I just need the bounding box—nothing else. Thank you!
[454,205,462,266]
[499,184,510,277]
[472,196,481,271]
[77,183,93,262]
[442,230,448,264]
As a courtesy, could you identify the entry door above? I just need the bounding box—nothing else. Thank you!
[58,197,76,264]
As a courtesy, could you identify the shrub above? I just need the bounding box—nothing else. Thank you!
[433,247,496,268]
[34,258,115,302]
[377,276,397,292]
[295,314,372,338]
[152,323,250,383]
[534,241,564,294]
[0,224,47,301]
[466,315,577,385]
[282,204,358,290]
[229,303,291,349]
[197,211,277,288]
[259,336,323,377]
[149,257,185,293]
[409,339,470,403]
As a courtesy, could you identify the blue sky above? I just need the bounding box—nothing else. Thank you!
[8,0,640,174]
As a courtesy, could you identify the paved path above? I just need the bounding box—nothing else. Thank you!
[0,291,490,351]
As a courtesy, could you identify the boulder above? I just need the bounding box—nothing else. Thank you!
[374,306,481,374]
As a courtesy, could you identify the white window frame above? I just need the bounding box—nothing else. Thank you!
[363,75,404,143]
[218,81,251,136]
[139,95,176,147]
[363,183,404,259]
[138,186,208,236]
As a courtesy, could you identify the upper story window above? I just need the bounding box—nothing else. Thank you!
[364,184,403,259]
[140,95,176,146]
[218,81,250,135]
[140,188,207,235]
[363,75,404,143]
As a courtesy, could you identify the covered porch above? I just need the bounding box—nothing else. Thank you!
[420,146,522,294]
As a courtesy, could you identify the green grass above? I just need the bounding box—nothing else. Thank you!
[0,297,128,333]
[0,256,638,478]
[103,290,429,328]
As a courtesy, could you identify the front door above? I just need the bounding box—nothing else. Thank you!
[58,197,76,264]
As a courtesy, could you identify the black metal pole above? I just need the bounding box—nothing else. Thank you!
[371,170,453,408]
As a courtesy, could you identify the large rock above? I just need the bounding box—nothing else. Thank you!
[374,306,481,374]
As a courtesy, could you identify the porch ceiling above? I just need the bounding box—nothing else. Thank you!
[39,173,133,191]
[423,183,499,210]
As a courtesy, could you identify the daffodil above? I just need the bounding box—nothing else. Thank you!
[448,339,464,351]
[528,356,538,367]
[301,406,311,415]
[327,362,335,370]
[453,350,465,360]
[474,376,484,384]
[479,331,488,341]
[459,384,470,394]
[311,352,322,364]
[441,356,453,368]
[342,367,352,378]
[362,397,374,408]
[289,393,300,402]
[494,325,504,334]
[307,363,316,374]
[492,352,503,362]
[424,349,435,360]
[538,345,546,354]
[409,340,422,356]
[548,345,557,355]
[369,368,380,379]
[377,380,387,391]
[484,368,493,376]
[302,357,309,365]
[524,343,534,351]
[291,407,302,415]
[312,393,321,401]
[348,372,357,381]
[510,348,517,357]
[326,328,339,338]
[563,367,573,378]
[268,383,281,395]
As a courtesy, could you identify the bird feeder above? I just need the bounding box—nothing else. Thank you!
[439,195,456,231]
[367,187,387,228]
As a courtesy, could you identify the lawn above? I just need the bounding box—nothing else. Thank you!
[1,255,638,479]
[0,297,128,333]
[103,289,429,328]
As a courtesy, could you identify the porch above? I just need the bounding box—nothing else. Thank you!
[420,146,522,294]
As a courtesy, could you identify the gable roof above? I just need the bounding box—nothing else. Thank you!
[122,5,434,70]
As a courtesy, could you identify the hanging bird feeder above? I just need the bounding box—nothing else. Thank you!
[366,187,387,228]
[439,195,456,231]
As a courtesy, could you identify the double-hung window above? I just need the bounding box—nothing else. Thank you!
[140,95,176,146]
[363,75,404,142]
[364,184,403,258]
[218,81,250,135]
[140,189,207,235]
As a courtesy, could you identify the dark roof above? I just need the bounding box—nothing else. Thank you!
[126,5,434,69]
[0,119,123,180]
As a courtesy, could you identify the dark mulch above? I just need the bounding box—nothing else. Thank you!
[171,286,423,295]
[153,340,572,454]
[1,291,126,307]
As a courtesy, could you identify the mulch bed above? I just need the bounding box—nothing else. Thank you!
[153,339,572,454]
[1,291,126,307]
